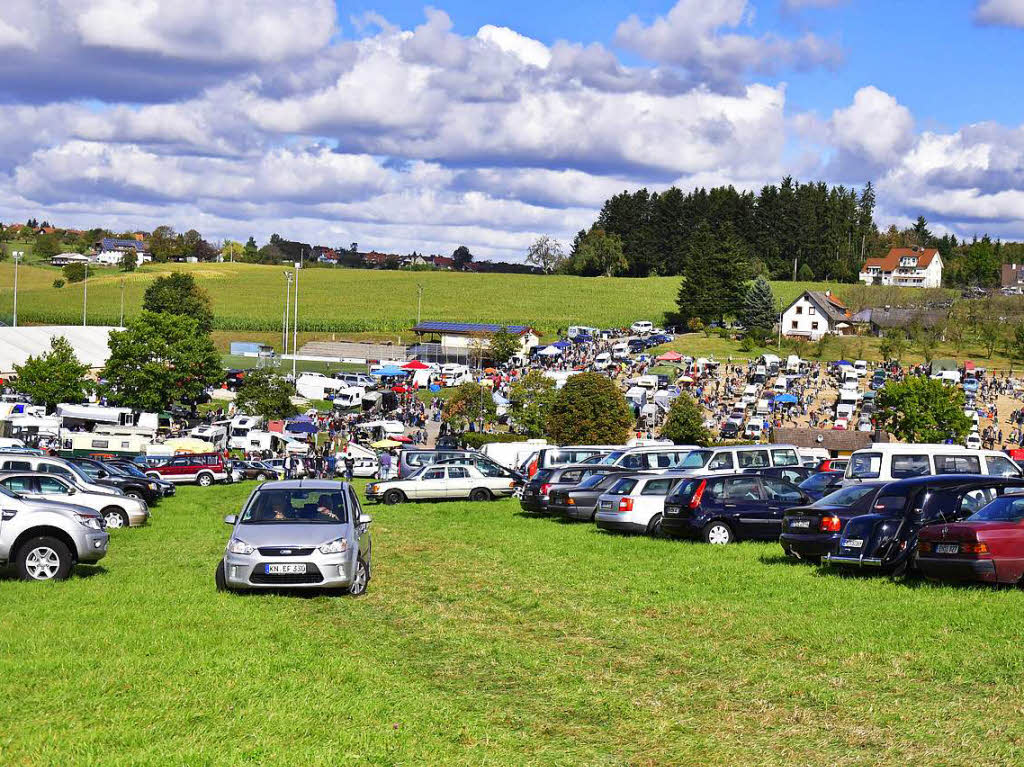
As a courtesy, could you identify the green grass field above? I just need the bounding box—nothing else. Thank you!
[0,259,896,334]
[2,482,1023,765]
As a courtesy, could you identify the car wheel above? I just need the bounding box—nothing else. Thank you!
[383,489,404,505]
[348,558,369,596]
[703,521,734,545]
[197,472,214,487]
[469,488,491,502]
[215,560,229,592]
[126,491,143,500]
[103,507,129,529]
[16,536,73,581]
[646,513,665,538]
[262,473,275,481]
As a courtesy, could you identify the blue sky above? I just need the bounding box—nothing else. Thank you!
[2,0,1024,258]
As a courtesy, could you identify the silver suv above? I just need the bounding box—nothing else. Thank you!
[0,483,108,581]
[216,480,372,595]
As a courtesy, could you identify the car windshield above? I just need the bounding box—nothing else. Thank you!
[599,451,626,465]
[109,463,142,477]
[968,496,1024,522]
[680,450,712,469]
[811,484,877,508]
[240,489,348,524]
[577,473,611,490]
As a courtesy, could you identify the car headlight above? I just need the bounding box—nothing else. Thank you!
[75,513,103,531]
[367,484,378,494]
[228,538,256,555]
[318,537,349,555]
[148,482,158,490]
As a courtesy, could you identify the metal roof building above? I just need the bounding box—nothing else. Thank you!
[0,326,122,376]
[411,321,534,335]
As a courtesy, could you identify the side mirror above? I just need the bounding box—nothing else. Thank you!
[223,514,237,525]
[66,487,76,495]
[358,513,373,526]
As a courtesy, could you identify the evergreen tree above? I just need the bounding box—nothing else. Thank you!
[741,277,776,333]
[674,222,749,326]
[243,236,259,261]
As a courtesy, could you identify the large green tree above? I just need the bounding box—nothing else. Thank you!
[235,369,298,421]
[508,371,556,437]
[12,336,89,412]
[875,376,972,444]
[546,372,633,445]
[741,276,776,333]
[674,222,749,326]
[142,272,214,333]
[659,393,710,446]
[442,382,497,431]
[102,311,222,412]
[563,228,627,277]
[489,326,521,365]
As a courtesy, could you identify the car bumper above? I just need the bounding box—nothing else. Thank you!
[127,503,149,527]
[779,532,840,559]
[548,502,590,520]
[79,531,109,562]
[519,496,550,514]
[594,515,647,534]
[223,552,357,590]
[661,516,702,539]
[916,556,998,583]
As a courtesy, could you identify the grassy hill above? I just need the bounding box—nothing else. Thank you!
[0,260,948,334]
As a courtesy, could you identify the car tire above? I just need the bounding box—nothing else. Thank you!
[197,472,214,487]
[347,557,369,596]
[469,488,491,502]
[16,536,73,581]
[126,490,144,500]
[703,521,734,545]
[215,560,229,592]
[646,513,665,538]
[262,473,275,481]
[383,489,404,505]
[102,507,129,529]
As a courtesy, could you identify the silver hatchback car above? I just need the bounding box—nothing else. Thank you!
[216,480,372,595]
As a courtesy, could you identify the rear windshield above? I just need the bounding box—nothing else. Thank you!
[680,450,712,469]
[811,484,876,508]
[872,494,909,516]
[599,451,626,465]
[577,473,609,490]
[606,478,638,496]
[969,496,1024,522]
[673,478,704,499]
[532,469,555,484]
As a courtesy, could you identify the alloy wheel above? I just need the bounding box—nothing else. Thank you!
[25,547,61,580]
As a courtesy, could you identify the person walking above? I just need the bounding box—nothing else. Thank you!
[344,452,355,483]
[325,451,337,479]
[379,449,392,480]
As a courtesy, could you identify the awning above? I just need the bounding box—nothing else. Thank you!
[537,345,562,356]
[402,360,430,370]
[372,365,407,376]
[657,351,683,361]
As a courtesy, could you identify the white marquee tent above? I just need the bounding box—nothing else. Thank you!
[0,326,122,376]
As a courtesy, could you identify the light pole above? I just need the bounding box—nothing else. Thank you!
[11,249,22,327]
[416,283,424,325]
[119,278,125,326]
[82,261,88,326]
[282,271,292,359]
[291,258,300,380]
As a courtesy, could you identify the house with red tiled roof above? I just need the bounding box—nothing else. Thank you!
[859,247,943,288]
[781,289,854,340]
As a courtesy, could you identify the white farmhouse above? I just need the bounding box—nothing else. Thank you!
[859,247,942,288]
[781,290,853,341]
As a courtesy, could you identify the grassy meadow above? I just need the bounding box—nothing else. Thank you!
[1,481,1023,766]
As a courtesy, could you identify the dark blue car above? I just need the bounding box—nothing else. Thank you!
[779,482,887,561]
[662,473,812,544]
[797,470,845,501]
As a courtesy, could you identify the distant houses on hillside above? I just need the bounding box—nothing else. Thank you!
[858,246,943,288]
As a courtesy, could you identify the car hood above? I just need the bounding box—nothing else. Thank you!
[231,523,348,547]
[22,497,102,518]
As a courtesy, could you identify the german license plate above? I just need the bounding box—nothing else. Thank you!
[600,500,612,510]
[935,543,959,555]
[791,519,811,528]
[844,538,863,548]
[664,505,679,515]
[266,563,306,575]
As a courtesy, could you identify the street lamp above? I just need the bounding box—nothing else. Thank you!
[119,278,125,326]
[282,271,292,359]
[82,260,89,327]
[416,283,424,325]
[11,249,22,327]
[292,256,301,380]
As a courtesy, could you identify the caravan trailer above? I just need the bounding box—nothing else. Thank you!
[296,372,346,400]
[228,415,264,450]
[58,430,153,459]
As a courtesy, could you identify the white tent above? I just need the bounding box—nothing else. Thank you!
[537,345,562,357]
[0,325,122,376]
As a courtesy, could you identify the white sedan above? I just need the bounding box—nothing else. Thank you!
[0,471,149,528]
[365,464,516,505]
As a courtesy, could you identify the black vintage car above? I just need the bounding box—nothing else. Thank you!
[780,482,887,561]
[823,475,1024,575]
[66,457,163,505]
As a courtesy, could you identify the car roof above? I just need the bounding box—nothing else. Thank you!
[882,474,1024,490]
[256,479,352,491]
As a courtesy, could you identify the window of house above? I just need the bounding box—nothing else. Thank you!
[795,306,803,315]
[811,322,819,330]
[791,321,798,329]
[808,307,816,315]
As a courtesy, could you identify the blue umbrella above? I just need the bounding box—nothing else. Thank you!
[372,365,406,377]
[775,393,797,404]
[552,340,571,349]
[429,384,441,392]
[835,360,851,366]
[285,421,318,433]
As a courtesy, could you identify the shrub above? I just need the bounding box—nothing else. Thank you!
[546,372,633,445]
[63,263,86,283]
[52,279,65,289]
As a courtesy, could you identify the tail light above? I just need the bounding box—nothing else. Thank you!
[618,497,634,512]
[528,460,538,477]
[688,479,707,509]
[961,542,990,555]
[566,497,576,505]
[917,541,931,553]
[820,515,842,532]
[508,481,515,488]
[540,483,552,496]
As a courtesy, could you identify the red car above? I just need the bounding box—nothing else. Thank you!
[145,452,229,486]
[917,494,1024,584]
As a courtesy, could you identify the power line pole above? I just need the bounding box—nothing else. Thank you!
[282,271,292,359]
[416,283,424,325]
[119,278,125,326]
[12,249,22,328]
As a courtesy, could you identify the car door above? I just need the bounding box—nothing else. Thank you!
[417,467,447,499]
[639,477,675,523]
[446,466,473,498]
[0,474,38,497]
[759,477,808,539]
[720,476,769,538]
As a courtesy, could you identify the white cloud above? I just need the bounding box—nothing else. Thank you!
[975,0,1024,27]
[830,86,915,169]
[476,25,551,68]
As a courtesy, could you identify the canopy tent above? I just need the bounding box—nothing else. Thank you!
[289,414,314,422]
[676,375,694,384]
[390,435,413,443]
[371,365,407,377]
[492,392,510,405]
[371,439,402,448]
[285,421,318,434]
[162,437,216,454]
[551,340,571,349]
[774,393,798,404]
[657,351,683,362]
[401,360,430,370]
[537,345,562,356]
[391,385,409,393]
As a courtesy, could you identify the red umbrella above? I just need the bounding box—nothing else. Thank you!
[391,385,408,393]
[402,360,430,370]
[657,351,683,362]
[391,435,413,443]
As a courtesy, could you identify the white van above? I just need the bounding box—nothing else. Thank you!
[332,386,365,410]
[676,444,802,477]
[480,439,548,471]
[630,321,654,336]
[593,353,612,371]
[853,360,868,377]
[844,444,1022,483]
[744,421,764,440]
[228,415,263,450]
[441,364,472,387]
[625,387,648,408]
[612,342,630,360]
[772,377,788,395]
[740,385,760,405]
[797,447,830,468]
[755,399,771,416]
[596,444,700,471]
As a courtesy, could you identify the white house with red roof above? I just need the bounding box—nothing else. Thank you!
[781,290,853,340]
[859,247,943,288]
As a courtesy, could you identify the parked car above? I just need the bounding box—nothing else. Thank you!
[744,465,817,485]
[674,444,803,477]
[0,454,127,496]
[106,459,175,497]
[145,452,229,486]
[817,458,848,473]
[719,423,740,439]
[594,474,680,535]
[365,464,516,504]
[521,464,629,515]
[226,460,282,481]
[779,482,887,562]
[661,473,811,544]
[549,469,636,521]
[843,444,1020,483]
[521,445,619,477]
[824,475,1024,575]
[0,482,108,581]
[796,470,845,501]
[216,480,372,594]
[66,457,162,504]
[917,493,1024,584]
[0,472,149,529]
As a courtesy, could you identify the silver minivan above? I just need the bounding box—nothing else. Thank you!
[675,444,802,477]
